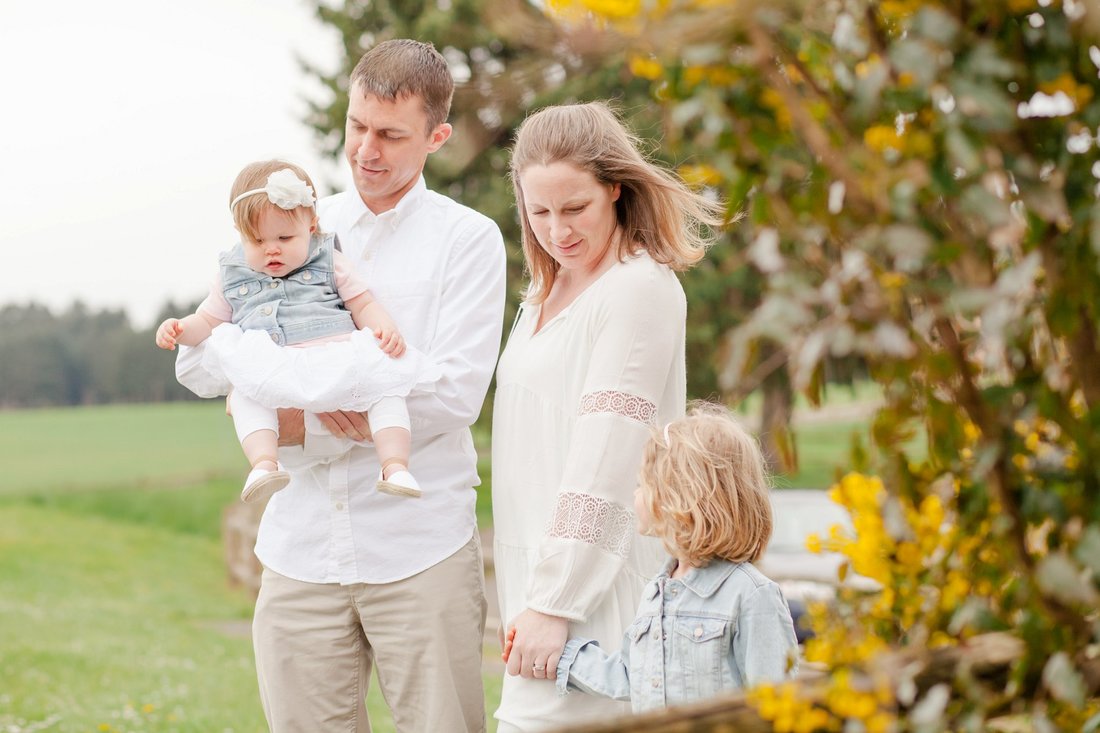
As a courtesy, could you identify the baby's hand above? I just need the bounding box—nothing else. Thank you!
[375,327,406,358]
[156,318,184,350]
[501,627,516,663]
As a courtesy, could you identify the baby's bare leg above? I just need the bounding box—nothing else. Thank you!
[373,427,411,478]
[241,430,280,472]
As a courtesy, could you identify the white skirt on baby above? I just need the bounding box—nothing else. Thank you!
[200,323,440,411]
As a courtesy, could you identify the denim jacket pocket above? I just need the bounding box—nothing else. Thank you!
[672,617,729,698]
[626,616,652,642]
[224,278,262,303]
[286,268,329,288]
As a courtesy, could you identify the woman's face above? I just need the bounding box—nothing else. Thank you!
[518,161,621,276]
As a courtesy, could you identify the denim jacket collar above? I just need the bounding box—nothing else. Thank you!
[648,557,740,600]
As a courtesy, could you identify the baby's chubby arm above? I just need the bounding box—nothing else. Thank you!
[155,311,223,350]
[345,291,405,358]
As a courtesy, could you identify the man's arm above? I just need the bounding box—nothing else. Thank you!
[404,217,506,439]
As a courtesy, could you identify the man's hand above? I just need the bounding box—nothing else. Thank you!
[316,410,372,442]
[277,408,306,446]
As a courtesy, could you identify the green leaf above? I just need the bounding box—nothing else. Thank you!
[946,127,981,173]
[1075,525,1100,577]
[1042,652,1086,707]
[912,7,961,46]
[1036,553,1099,606]
[1090,203,1100,258]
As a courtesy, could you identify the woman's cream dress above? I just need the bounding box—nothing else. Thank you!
[492,253,687,731]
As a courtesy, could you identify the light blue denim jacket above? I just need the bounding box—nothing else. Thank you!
[219,231,355,346]
[555,557,799,713]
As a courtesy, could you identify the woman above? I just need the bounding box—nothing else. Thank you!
[492,101,725,731]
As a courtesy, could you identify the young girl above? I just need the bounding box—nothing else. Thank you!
[156,160,434,503]
[506,402,799,712]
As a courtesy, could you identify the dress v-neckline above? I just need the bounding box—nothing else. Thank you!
[528,258,623,336]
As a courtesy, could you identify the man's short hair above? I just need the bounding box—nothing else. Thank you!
[350,39,454,132]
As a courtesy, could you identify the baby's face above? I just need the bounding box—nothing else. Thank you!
[243,207,314,277]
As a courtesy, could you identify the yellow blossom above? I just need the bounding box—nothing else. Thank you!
[628,54,663,81]
[864,125,903,154]
[880,0,920,21]
[1070,391,1087,418]
[1040,72,1094,109]
[878,271,907,291]
[677,163,722,187]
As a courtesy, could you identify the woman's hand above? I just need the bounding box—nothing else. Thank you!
[505,609,569,681]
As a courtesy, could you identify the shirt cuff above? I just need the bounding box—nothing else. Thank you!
[555,638,598,697]
[302,412,371,458]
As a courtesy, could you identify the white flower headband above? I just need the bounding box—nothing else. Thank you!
[230,168,316,211]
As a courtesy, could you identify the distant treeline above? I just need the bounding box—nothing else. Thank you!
[0,301,203,408]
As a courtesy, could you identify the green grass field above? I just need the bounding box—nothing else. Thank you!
[0,399,870,732]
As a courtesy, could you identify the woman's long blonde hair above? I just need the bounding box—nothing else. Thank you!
[510,102,725,303]
[639,402,773,567]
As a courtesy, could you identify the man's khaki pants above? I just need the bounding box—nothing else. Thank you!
[252,533,488,732]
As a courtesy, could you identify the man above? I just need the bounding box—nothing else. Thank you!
[178,39,506,732]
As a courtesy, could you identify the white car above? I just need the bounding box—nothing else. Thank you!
[758,488,875,642]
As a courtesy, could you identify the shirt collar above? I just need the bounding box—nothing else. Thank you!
[653,557,739,599]
[345,175,429,230]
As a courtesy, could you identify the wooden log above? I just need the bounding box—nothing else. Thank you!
[550,632,1100,733]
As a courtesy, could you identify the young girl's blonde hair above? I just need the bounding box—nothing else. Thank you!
[509,102,726,304]
[639,402,773,566]
[229,160,317,243]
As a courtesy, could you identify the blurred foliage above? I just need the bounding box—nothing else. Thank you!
[546,0,1100,730]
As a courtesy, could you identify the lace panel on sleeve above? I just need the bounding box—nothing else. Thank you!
[547,491,634,558]
[578,390,657,426]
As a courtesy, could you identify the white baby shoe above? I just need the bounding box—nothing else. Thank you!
[240,464,291,503]
[376,469,422,499]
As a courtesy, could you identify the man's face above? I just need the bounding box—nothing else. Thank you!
[344,86,451,214]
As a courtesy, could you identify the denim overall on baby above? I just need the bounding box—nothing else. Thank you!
[219,232,353,343]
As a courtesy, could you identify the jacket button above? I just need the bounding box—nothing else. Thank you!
[269,281,278,289]
[238,286,248,295]
[694,627,703,638]
[303,272,312,280]
[262,306,272,315]
[270,333,280,343]
[651,679,659,688]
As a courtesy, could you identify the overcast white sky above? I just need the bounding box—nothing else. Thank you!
[2,0,353,329]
